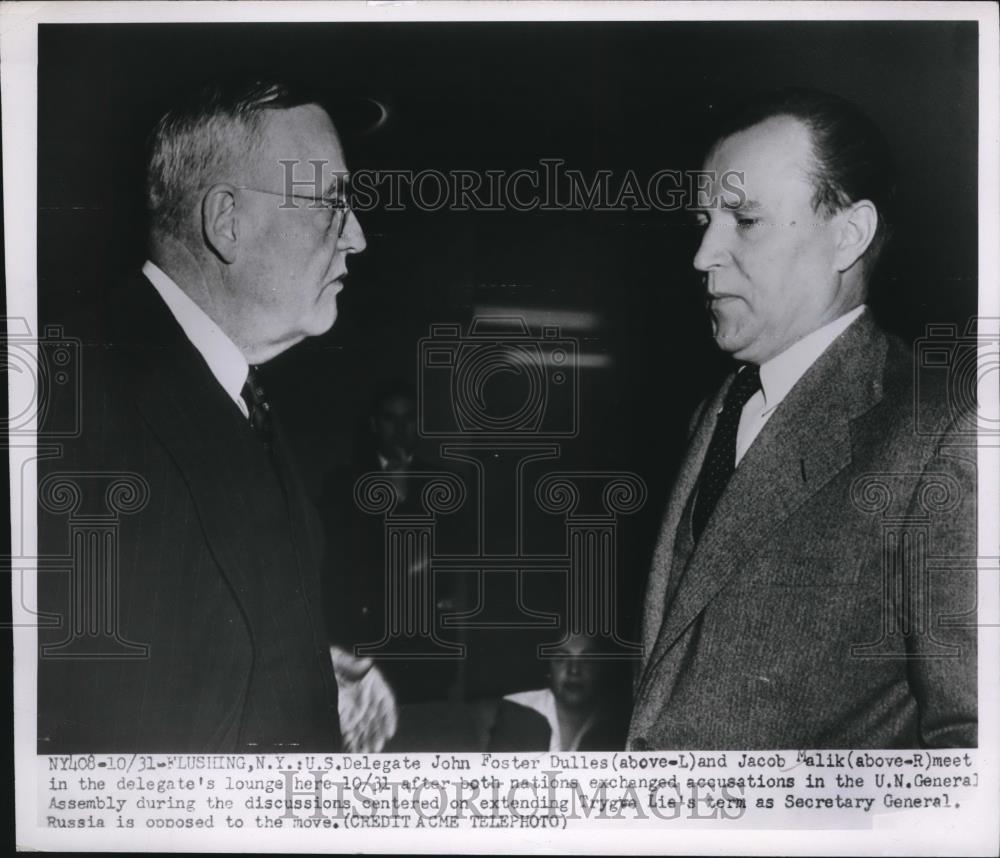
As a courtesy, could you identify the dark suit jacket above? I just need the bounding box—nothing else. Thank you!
[37,274,341,753]
[630,312,977,749]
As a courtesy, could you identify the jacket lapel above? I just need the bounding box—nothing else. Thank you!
[111,274,281,616]
[638,390,724,664]
[638,312,888,697]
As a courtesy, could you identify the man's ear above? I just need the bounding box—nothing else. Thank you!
[202,183,239,264]
[834,199,878,273]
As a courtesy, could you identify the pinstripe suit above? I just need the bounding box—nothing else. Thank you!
[629,312,977,749]
[38,274,341,752]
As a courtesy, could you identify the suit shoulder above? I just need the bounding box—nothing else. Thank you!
[879,328,972,440]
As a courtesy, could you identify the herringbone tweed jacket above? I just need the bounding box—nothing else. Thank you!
[629,311,977,749]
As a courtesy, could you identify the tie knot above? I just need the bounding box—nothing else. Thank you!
[724,364,761,412]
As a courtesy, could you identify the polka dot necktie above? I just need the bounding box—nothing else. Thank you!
[691,364,761,541]
[240,365,272,444]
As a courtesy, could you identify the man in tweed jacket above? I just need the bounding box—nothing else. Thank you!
[629,89,977,750]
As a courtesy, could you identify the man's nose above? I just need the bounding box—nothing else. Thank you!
[339,210,367,254]
[693,220,729,272]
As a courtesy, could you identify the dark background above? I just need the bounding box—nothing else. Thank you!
[37,21,979,655]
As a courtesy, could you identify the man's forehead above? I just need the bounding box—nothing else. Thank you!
[256,104,348,187]
[704,115,815,198]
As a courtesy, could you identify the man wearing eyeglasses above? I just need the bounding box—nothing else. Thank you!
[38,78,391,753]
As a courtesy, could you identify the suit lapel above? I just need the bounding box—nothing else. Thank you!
[639,390,724,663]
[638,313,888,697]
[111,275,284,616]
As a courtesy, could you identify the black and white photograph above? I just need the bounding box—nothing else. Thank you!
[5,1,998,853]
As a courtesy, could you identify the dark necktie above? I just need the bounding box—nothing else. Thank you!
[691,364,761,541]
[241,365,272,444]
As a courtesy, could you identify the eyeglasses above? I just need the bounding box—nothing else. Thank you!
[236,186,353,239]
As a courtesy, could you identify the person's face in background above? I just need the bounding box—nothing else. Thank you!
[693,115,852,365]
[549,635,602,712]
[371,393,418,464]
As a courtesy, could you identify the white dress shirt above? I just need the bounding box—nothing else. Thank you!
[142,260,250,418]
[735,305,867,465]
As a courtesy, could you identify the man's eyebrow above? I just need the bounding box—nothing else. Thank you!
[721,197,761,212]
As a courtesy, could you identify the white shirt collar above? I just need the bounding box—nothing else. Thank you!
[503,687,597,752]
[758,305,867,415]
[505,689,563,751]
[142,260,249,416]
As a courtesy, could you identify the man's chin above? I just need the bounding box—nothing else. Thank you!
[316,308,339,334]
[306,290,341,335]
[713,329,748,357]
[712,317,759,359]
